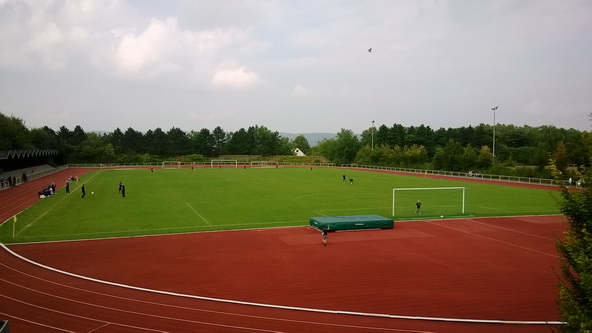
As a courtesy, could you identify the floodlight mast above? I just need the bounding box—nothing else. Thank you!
[492,106,498,161]
[371,120,375,150]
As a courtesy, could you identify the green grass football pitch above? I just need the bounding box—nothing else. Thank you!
[0,167,561,243]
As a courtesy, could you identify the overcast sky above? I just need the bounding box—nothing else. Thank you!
[1,0,591,134]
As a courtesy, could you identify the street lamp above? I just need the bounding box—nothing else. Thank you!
[491,106,498,161]
[371,120,375,150]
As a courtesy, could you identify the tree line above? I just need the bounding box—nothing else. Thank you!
[315,123,591,179]
[1,113,314,164]
[1,112,591,178]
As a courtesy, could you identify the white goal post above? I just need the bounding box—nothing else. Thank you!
[250,161,279,168]
[210,160,238,168]
[162,161,181,169]
[392,187,466,216]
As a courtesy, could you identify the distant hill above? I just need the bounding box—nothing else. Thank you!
[280,133,336,146]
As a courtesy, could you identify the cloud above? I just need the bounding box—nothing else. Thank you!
[1,0,591,133]
[211,64,262,89]
[113,17,182,74]
[291,85,308,97]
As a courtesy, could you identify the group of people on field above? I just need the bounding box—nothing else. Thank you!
[342,174,354,184]
[38,183,57,198]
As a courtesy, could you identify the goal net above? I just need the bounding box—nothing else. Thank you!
[250,161,279,168]
[211,160,238,168]
[162,161,181,169]
[392,187,467,218]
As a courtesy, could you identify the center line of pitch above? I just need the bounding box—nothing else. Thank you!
[185,203,212,227]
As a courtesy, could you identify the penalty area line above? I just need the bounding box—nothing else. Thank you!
[185,203,212,228]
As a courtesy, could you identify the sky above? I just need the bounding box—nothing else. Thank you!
[0,0,591,135]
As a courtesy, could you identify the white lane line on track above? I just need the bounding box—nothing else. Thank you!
[0,266,433,333]
[425,220,560,258]
[469,219,557,240]
[0,243,566,326]
[0,295,164,332]
[0,291,275,333]
[0,311,73,332]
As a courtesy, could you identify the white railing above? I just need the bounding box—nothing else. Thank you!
[59,162,562,187]
[340,164,558,187]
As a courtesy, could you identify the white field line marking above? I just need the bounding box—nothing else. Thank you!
[317,207,391,213]
[16,172,102,236]
[185,203,212,227]
[0,311,74,332]
[0,244,565,326]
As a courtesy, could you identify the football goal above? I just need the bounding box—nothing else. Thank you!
[211,160,238,168]
[392,187,467,218]
[162,161,181,169]
[250,161,279,168]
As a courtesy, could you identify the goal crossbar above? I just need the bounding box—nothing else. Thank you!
[210,160,238,168]
[162,161,181,169]
[392,187,466,216]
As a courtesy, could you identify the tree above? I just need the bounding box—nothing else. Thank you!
[109,128,124,153]
[212,126,227,156]
[71,125,87,146]
[166,127,190,156]
[553,142,570,175]
[433,139,464,171]
[355,144,391,166]
[460,144,478,171]
[476,146,493,169]
[0,113,31,149]
[76,132,110,162]
[330,129,360,165]
[554,166,592,332]
[145,128,167,156]
[122,127,143,153]
[191,128,216,156]
[402,144,428,167]
[227,128,251,155]
[29,127,56,149]
[374,124,391,147]
[292,135,311,154]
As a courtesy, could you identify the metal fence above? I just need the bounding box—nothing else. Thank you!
[2,162,562,191]
[340,164,559,187]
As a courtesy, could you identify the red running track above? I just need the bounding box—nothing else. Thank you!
[1,168,567,332]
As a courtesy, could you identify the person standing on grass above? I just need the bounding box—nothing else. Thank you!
[81,184,86,198]
[65,178,71,193]
[415,200,421,214]
[343,175,346,182]
[119,181,123,194]
[121,184,126,198]
[322,227,329,246]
